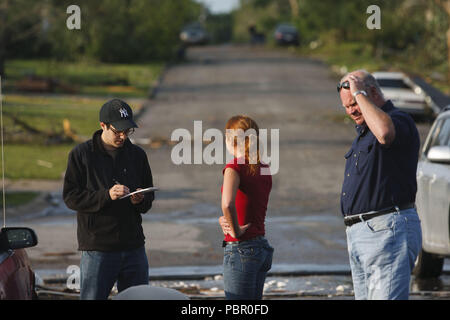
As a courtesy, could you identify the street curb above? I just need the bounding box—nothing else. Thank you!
[134,63,171,122]
[36,264,352,284]
[36,262,450,284]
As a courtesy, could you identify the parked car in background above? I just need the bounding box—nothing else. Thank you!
[180,23,209,46]
[274,23,299,46]
[0,227,38,299]
[372,71,434,117]
[414,107,450,278]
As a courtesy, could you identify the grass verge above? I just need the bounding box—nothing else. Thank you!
[1,59,164,180]
[4,59,165,98]
[1,95,146,180]
[2,144,73,180]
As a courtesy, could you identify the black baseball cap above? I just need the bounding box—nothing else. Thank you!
[99,99,138,131]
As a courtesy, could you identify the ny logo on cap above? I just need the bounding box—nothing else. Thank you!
[119,108,129,118]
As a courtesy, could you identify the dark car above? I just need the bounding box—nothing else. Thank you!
[179,23,209,46]
[274,23,299,46]
[0,227,38,300]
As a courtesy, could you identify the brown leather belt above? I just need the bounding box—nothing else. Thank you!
[344,203,416,227]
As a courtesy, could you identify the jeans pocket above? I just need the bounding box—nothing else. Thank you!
[261,246,274,272]
[238,246,262,259]
[366,214,395,233]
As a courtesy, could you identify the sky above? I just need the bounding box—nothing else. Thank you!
[195,0,240,14]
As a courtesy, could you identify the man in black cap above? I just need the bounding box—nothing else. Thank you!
[63,98,154,300]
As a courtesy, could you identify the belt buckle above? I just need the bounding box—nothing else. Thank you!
[394,206,400,214]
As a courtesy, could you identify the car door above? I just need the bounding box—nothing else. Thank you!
[0,227,38,300]
[0,249,34,300]
[417,115,450,254]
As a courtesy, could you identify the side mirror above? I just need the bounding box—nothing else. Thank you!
[0,227,38,250]
[427,146,450,164]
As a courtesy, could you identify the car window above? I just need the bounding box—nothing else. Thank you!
[429,117,450,149]
[376,79,410,89]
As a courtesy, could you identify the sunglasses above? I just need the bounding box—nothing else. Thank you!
[109,125,135,136]
[337,80,350,92]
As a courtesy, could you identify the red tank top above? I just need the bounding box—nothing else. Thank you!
[221,158,272,242]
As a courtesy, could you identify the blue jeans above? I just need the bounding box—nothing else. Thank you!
[80,246,149,300]
[223,237,274,300]
[346,208,422,300]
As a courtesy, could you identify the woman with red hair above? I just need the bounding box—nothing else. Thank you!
[219,115,274,300]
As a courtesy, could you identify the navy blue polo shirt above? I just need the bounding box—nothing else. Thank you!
[340,100,420,216]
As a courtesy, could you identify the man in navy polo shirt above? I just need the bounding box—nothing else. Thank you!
[338,70,422,300]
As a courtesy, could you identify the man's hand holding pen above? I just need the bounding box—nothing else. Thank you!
[109,183,130,200]
[109,181,145,204]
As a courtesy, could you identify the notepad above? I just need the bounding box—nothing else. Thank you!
[120,187,159,199]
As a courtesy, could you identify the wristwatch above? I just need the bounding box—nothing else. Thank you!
[353,90,368,99]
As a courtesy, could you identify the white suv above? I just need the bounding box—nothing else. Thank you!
[414,107,450,278]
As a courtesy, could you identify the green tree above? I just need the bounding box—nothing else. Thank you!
[0,0,204,71]
[205,13,234,44]
[86,0,203,62]
[0,0,47,76]
[233,0,448,81]
[233,0,293,43]
[434,0,450,79]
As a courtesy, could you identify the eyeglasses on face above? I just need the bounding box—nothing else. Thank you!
[108,125,135,136]
[337,80,350,92]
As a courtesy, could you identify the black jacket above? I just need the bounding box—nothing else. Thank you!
[63,130,154,251]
